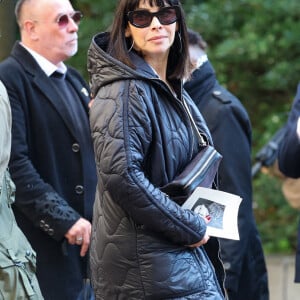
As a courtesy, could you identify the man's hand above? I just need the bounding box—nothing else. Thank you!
[65,218,92,257]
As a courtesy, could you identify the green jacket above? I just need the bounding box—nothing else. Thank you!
[0,81,43,299]
[0,81,11,182]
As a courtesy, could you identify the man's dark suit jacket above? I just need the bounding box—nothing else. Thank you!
[0,42,97,300]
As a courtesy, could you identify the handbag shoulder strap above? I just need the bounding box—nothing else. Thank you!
[182,98,207,146]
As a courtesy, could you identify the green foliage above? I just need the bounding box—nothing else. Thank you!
[251,109,298,254]
[186,0,300,126]
[184,0,300,254]
[253,172,299,254]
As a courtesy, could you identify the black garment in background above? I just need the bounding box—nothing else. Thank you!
[278,83,300,282]
[184,60,269,300]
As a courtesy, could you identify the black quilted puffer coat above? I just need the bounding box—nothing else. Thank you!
[88,32,225,300]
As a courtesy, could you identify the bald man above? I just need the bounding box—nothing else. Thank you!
[0,0,97,299]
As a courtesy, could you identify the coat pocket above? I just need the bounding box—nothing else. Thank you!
[136,227,208,299]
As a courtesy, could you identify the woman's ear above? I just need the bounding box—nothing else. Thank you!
[125,27,131,38]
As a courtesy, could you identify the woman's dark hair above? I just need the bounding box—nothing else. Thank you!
[108,0,190,80]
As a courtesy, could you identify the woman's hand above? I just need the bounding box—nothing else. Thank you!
[187,232,210,248]
[187,215,210,248]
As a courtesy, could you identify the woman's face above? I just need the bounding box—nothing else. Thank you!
[126,2,178,63]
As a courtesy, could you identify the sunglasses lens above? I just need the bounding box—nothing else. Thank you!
[57,11,82,27]
[131,11,151,28]
[128,7,178,28]
[57,14,69,27]
[72,11,83,24]
[158,7,177,25]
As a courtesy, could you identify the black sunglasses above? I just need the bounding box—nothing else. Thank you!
[127,6,180,28]
[56,11,83,28]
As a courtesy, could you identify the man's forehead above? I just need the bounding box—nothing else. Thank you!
[24,0,73,19]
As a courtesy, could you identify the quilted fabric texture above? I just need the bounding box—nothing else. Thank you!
[88,32,225,299]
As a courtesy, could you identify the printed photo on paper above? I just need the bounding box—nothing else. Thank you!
[182,187,242,240]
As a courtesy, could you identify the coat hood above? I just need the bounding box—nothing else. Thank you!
[87,32,160,97]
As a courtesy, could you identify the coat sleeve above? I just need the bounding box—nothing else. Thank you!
[278,84,300,178]
[0,63,80,241]
[90,80,208,246]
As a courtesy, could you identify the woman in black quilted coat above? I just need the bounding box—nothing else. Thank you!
[88,0,225,299]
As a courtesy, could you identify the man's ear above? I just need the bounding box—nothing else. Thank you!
[23,20,39,40]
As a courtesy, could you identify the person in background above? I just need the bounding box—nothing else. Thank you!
[0,0,97,299]
[278,84,300,284]
[184,29,269,300]
[87,0,225,299]
[0,80,43,299]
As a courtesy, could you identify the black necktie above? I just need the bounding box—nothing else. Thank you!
[49,71,88,133]
[50,71,72,104]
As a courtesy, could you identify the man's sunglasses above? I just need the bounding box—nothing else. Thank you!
[127,6,180,28]
[56,11,83,28]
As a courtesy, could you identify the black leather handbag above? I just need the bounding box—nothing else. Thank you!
[161,99,222,204]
